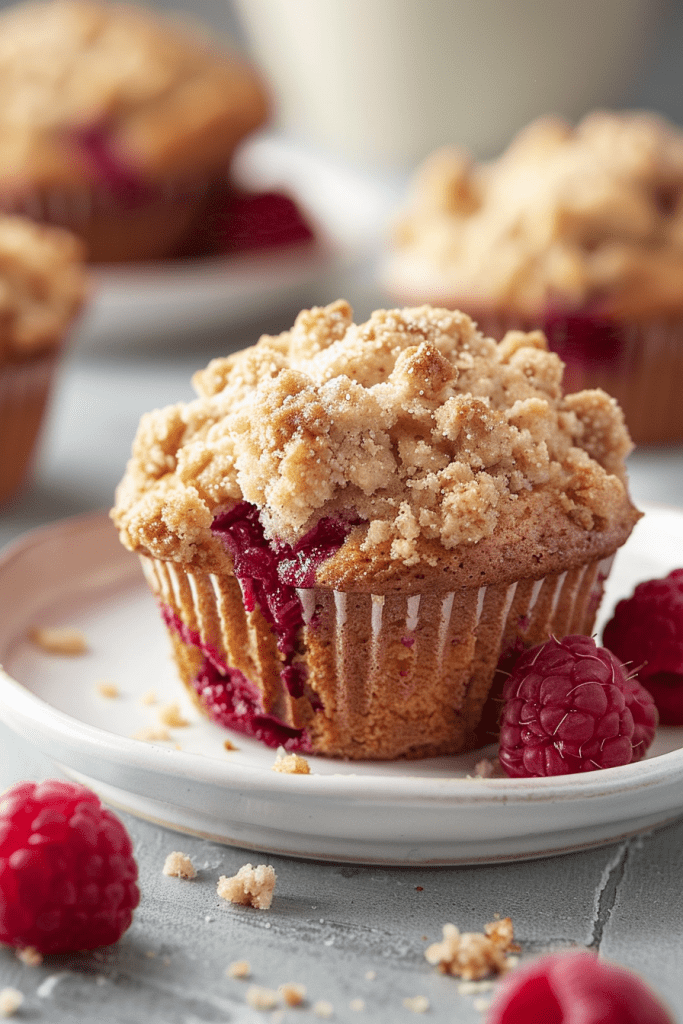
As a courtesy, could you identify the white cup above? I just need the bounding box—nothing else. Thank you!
[232,0,664,172]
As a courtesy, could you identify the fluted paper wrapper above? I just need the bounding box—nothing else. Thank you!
[0,351,58,505]
[141,554,614,760]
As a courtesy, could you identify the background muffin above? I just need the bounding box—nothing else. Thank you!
[112,301,639,760]
[384,110,683,445]
[0,215,87,504]
[0,0,269,262]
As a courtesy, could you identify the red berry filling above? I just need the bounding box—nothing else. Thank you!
[603,569,683,725]
[498,635,656,778]
[542,307,627,385]
[0,780,139,954]
[486,950,673,1024]
[70,124,153,206]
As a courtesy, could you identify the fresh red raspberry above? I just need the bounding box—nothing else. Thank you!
[486,950,673,1024]
[498,635,657,778]
[603,569,683,724]
[0,780,140,954]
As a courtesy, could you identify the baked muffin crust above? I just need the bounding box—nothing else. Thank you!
[112,301,639,591]
[0,0,269,190]
[0,215,86,359]
[386,111,683,318]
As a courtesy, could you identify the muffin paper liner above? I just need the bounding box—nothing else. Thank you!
[474,310,683,446]
[140,552,615,760]
[0,351,58,505]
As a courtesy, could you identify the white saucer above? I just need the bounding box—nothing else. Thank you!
[74,133,395,351]
[0,504,682,865]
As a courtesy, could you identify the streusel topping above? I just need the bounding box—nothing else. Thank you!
[386,111,683,317]
[0,0,268,189]
[112,301,638,588]
[0,216,86,358]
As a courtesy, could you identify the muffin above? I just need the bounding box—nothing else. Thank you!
[384,111,683,445]
[112,301,640,760]
[0,0,269,262]
[0,215,87,504]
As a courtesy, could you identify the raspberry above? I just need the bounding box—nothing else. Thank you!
[486,950,672,1024]
[603,570,683,724]
[0,780,140,954]
[498,635,657,778]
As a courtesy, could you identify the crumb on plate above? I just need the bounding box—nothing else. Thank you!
[224,739,238,751]
[132,726,172,742]
[313,1000,334,1018]
[16,946,42,966]
[158,702,190,727]
[272,748,310,774]
[245,985,279,1010]
[141,689,157,706]
[28,626,88,655]
[226,960,251,979]
[279,982,306,1006]
[0,988,23,1018]
[96,681,119,698]
[403,995,430,1013]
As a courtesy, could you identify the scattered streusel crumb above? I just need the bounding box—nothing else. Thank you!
[279,982,306,1006]
[403,995,430,1013]
[425,918,516,980]
[132,726,172,742]
[217,863,276,910]
[349,998,365,1011]
[474,997,492,1013]
[471,758,497,778]
[245,985,279,1010]
[457,980,495,995]
[158,702,190,728]
[313,1001,334,1018]
[162,852,196,879]
[272,749,310,774]
[144,951,156,959]
[0,988,23,1018]
[224,739,238,751]
[226,960,251,979]
[16,946,42,966]
[96,681,119,698]
[141,689,157,706]
[29,626,88,655]
[364,971,376,981]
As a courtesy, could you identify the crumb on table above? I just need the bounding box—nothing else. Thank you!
[403,995,430,1013]
[217,863,276,910]
[224,739,238,751]
[279,982,306,1006]
[141,689,157,706]
[162,852,196,879]
[16,946,42,966]
[245,985,279,1010]
[313,1000,334,1018]
[226,960,251,979]
[0,988,23,1018]
[28,626,88,655]
[425,917,516,980]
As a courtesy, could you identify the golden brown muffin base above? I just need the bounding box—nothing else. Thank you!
[141,553,612,760]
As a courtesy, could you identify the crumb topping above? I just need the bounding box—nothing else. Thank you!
[28,625,88,655]
[425,918,516,980]
[217,863,276,910]
[0,0,268,187]
[387,111,683,317]
[162,851,196,879]
[272,749,310,774]
[113,302,638,586]
[0,216,86,358]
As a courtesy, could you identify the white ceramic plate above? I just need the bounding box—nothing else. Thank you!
[74,133,395,352]
[0,505,682,865]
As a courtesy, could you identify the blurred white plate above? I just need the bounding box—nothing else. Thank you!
[0,504,682,865]
[73,133,395,352]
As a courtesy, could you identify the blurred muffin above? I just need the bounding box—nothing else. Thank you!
[0,0,269,262]
[0,216,87,504]
[112,301,639,760]
[384,111,683,445]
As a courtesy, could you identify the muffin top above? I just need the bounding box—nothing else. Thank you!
[0,215,87,359]
[386,111,683,318]
[112,301,639,592]
[0,0,269,192]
